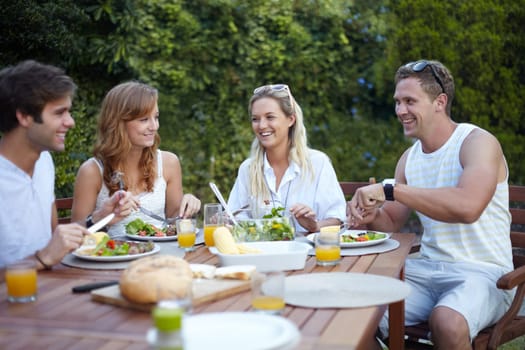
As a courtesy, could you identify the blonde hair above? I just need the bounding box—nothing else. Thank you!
[93,81,160,195]
[247,85,313,203]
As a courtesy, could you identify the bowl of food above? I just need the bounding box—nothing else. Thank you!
[209,240,311,272]
[231,216,295,242]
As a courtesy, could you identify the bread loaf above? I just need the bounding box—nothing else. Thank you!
[215,265,256,280]
[120,255,192,304]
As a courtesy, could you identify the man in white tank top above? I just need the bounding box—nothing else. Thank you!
[347,60,512,349]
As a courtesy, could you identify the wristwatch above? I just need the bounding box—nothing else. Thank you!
[382,178,396,201]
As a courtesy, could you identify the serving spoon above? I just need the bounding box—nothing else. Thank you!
[209,182,238,226]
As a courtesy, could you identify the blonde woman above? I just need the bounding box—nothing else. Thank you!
[228,84,346,233]
[72,82,200,237]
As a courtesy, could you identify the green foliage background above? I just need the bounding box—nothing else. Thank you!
[1,0,523,205]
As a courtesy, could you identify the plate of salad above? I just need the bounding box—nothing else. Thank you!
[306,230,390,248]
[73,237,160,262]
[124,218,178,241]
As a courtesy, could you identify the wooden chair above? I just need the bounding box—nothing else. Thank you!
[339,178,376,198]
[56,197,73,224]
[405,185,525,350]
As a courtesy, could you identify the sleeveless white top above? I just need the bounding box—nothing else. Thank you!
[94,150,167,237]
[405,123,512,271]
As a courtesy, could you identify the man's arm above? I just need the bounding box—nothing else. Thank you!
[390,129,504,223]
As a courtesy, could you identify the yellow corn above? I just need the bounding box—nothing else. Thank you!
[237,244,262,254]
[213,227,239,254]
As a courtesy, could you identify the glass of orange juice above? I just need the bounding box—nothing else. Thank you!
[251,271,285,315]
[315,228,341,266]
[176,218,197,252]
[203,203,223,247]
[5,260,38,303]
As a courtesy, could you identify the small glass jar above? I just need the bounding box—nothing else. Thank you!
[149,301,184,350]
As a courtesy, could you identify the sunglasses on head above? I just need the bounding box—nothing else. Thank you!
[253,84,294,111]
[410,61,445,94]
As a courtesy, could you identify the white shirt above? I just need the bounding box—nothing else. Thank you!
[0,152,55,267]
[228,149,346,232]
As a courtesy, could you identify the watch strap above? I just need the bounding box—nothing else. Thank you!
[383,184,395,201]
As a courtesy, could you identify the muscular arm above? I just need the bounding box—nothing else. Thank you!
[389,129,505,223]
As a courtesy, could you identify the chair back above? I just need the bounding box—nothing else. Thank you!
[56,197,73,224]
[510,185,525,268]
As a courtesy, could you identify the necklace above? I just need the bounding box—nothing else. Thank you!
[263,175,292,210]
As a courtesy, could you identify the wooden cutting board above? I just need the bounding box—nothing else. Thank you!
[91,278,251,312]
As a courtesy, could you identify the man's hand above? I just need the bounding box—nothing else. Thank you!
[346,184,385,227]
[38,223,90,267]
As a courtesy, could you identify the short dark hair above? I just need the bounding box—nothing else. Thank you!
[395,60,455,116]
[0,60,77,133]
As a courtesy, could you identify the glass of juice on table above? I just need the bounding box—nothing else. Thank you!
[315,226,341,266]
[251,271,285,315]
[203,203,223,247]
[176,218,197,252]
[5,259,38,303]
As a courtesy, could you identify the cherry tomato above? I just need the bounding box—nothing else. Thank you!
[106,240,116,249]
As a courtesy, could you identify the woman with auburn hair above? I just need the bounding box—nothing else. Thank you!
[71,81,200,237]
[227,84,346,232]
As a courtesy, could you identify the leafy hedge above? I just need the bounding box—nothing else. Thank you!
[1,0,523,205]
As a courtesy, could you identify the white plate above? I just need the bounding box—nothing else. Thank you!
[72,243,160,262]
[306,230,391,248]
[147,312,300,350]
[285,272,411,308]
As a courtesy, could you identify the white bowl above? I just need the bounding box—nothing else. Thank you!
[209,241,311,272]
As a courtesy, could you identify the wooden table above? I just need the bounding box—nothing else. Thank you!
[0,233,415,350]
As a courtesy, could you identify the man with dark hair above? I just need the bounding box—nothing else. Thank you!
[0,60,89,269]
[348,60,512,349]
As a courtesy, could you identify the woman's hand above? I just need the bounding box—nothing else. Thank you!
[95,190,139,225]
[178,194,201,218]
[289,203,319,232]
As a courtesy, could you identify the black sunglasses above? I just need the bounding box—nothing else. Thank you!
[411,61,445,94]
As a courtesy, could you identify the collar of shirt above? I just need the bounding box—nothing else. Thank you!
[262,153,300,195]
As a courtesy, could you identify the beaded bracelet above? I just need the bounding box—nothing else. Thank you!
[35,250,52,270]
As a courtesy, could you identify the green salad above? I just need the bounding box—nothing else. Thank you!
[125,218,175,237]
[232,207,295,241]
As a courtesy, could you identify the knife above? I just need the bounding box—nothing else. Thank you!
[72,280,118,293]
[139,206,167,223]
[87,213,115,233]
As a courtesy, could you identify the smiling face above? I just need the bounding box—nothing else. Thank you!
[25,95,75,152]
[125,103,159,149]
[251,97,296,153]
[393,77,439,140]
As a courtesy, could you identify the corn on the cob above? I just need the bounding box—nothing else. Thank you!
[213,227,240,254]
[237,244,262,254]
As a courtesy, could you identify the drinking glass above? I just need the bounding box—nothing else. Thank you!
[203,203,223,247]
[251,271,285,315]
[315,230,341,266]
[5,260,38,303]
[176,218,197,252]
